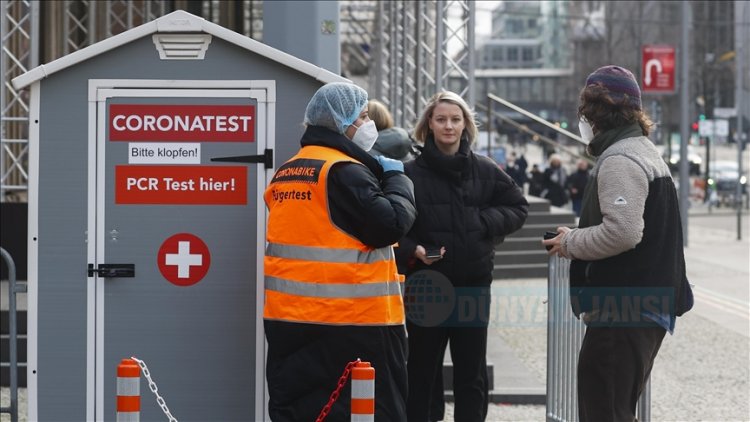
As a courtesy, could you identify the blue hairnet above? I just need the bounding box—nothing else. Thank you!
[304,82,368,134]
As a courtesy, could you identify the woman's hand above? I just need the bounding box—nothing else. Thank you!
[414,245,446,265]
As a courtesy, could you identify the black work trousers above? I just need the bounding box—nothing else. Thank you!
[406,321,489,422]
[265,321,408,422]
[577,325,666,422]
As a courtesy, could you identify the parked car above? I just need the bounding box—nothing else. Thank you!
[707,160,747,207]
[658,144,703,175]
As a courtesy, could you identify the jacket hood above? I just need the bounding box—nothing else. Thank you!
[370,127,415,162]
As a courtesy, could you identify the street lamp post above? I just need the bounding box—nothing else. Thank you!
[735,0,746,241]
[679,1,691,246]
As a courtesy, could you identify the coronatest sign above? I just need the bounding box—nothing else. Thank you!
[109,104,255,142]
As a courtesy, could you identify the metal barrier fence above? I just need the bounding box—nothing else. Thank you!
[546,255,650,422]
[1,247,25,422]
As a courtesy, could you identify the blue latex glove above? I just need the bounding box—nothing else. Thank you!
[376,155,404,173]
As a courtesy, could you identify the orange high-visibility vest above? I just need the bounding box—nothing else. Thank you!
[263,145,405,325]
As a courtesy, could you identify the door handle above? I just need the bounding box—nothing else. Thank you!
[211,148,273,169]
[88,263,135,278]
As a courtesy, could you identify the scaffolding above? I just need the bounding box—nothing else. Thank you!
[340,0,474,129]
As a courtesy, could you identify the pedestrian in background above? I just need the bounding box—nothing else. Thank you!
[542,153,569,207]
[368,99,419,162]
[566,158,591,217]
[505,151,528,192]
[263,82,417,421]
[528,163,545,197]
[542,65,693,422]
[396,91,528,422]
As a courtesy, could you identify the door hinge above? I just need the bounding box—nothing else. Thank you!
[88,263,135,278]
[211,148,273,169]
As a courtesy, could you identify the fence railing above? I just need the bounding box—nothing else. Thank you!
[546,255,650,422]
[0,247,25,422]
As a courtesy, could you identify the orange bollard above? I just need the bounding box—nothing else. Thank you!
[350,361,375,421]
[117,358,140,421]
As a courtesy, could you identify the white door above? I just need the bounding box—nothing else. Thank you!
[87,80,273,421]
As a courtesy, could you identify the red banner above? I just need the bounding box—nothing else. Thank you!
[109,104,255,142]
[115,165,247,205]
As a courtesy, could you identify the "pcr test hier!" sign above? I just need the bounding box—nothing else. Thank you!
[115,165,247,205]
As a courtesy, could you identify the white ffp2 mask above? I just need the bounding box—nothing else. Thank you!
[578,119,594,144]
[351,120,379,151]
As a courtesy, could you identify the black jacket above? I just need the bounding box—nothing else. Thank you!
[300,125,417,248]
[397,136,528,286]
[542,166,568,206]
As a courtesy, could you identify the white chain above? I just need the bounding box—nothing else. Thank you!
[130,356,179,422]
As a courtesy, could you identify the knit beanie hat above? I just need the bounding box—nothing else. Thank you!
[585,65,642,110]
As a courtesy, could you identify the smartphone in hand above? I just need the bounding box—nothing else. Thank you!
[543,231,557,251]
[425,247,443,260]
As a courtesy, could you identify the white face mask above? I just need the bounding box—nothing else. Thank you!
[350,120,379,151]
[578,118,594,144]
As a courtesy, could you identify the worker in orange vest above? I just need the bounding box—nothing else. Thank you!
[264,82,417,421]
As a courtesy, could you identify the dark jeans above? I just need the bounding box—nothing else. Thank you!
[406,322,489,422]
[577,325,666,422]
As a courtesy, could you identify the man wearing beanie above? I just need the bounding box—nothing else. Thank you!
[543,65,693,421]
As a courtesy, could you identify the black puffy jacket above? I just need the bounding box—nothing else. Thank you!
[397,136,529,286]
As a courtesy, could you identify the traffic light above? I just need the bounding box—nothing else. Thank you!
[699,114,706,121]
[560,121,568,129]
[691,122,699,131]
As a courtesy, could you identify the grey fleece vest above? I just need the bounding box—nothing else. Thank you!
[569,136,693,318]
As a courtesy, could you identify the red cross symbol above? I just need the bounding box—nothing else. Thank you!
[157,233,211,286]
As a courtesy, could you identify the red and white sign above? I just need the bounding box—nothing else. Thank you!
[115,165,247,205]
[109,104,255,142]
[642,45,675,93]
[158,233,211,286]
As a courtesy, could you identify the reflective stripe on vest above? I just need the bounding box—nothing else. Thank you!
[265,276,402,298]
[266,242,394,264]
[263,145,405,325]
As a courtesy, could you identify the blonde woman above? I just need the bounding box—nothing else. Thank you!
[396,91,528,421]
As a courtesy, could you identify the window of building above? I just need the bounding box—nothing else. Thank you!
[522,47,534,62]
[509,77,520,100]
[520,78,531,102]
[508,19,522,34]
[508,47,519,62]
[492,47,503,62]
[530,78,542,99]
